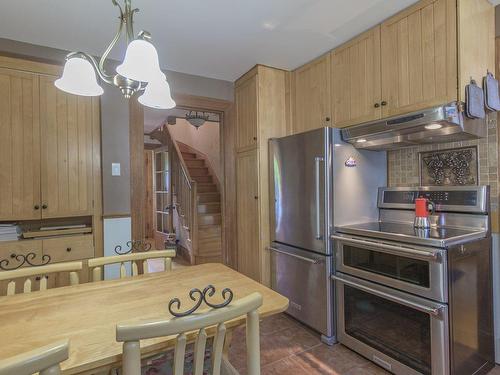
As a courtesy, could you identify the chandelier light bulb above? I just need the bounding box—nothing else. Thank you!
[55,57,104,96]
[138,73,176,109]
[116,39,161,83]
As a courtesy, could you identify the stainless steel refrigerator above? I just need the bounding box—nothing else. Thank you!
[269,127,386,344]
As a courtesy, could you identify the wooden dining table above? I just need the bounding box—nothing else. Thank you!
[0,263,289,374]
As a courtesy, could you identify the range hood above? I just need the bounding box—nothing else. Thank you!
[341,102,486,150]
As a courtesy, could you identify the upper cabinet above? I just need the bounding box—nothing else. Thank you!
[292,54,331,134]
[235,73,258,151]
[380,0,458,117]
[39,76,97,218]
[331,26,382,127]
[0,68,41,220]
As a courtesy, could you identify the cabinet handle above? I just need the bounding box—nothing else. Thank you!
[253,137,257,141]
[34,205,40,210]
[66,247,72,252]
[374,103,380,108]
[325,117,331,122]
[254,196,258,200]
[42,204,48,209]
[381,101,387,106]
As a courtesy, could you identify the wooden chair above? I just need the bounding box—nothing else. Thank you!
[0,261,83,296]
[0,339,69,375]
[116,292,263,375]
[87,250,176,281]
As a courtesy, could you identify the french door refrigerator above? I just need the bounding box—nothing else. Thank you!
[269,127,386,344]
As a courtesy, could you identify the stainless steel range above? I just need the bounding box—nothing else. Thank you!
[332,186,494,375]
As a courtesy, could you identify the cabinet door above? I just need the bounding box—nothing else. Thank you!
[0,68,41,220]
[293,54,331,134]
[39,75,95,218]
[236,74,258,151]
[381,0,457,117]
[332,26,382,127]
[236,150,260,282]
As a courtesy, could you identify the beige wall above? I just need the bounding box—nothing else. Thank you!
[0,38,234,215]
[168,119,221,182]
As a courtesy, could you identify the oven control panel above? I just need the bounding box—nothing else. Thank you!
[378,186,488,213]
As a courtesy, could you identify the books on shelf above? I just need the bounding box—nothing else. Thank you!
[0,224,21,241]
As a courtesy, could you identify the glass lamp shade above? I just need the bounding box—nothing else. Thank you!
[138,73,176,109]
[55,57,104,96]
[116,39,161,83]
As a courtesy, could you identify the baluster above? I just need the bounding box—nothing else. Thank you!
[193,328,208,375]
[164,257,172,271]
[173,333,187,375]
[39,275,48,291]
[211,322,227,375]
[132,261,138,276]
[120,262,126,278]
[143,260,149,274]
[6,280,15,296]
[92,266,102,282]
[23,278,32,293]
[69,271,79,286]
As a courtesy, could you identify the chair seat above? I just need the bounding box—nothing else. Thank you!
[118,341,213,375]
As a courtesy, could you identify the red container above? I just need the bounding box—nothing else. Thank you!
[415,198,429,217]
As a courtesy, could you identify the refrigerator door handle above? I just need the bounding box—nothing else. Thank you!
[268,246,321,264]
[315,156,324,240]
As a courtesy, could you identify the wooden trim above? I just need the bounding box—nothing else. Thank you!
[172,94,232,113]
[92,97,104,258]
[23,227,92,239]
[103,213,132,219]
[0,55,62,76]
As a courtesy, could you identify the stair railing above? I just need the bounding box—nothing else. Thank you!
[150,125,198,256]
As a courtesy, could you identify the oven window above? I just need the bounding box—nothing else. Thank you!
[345,286,431,375]
[343,245,430,288]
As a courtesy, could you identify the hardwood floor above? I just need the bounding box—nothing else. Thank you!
[229,313,500,375]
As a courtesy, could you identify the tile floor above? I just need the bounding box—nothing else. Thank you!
[229,313,500,375]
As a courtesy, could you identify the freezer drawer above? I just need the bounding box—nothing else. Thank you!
[270,243,333,339]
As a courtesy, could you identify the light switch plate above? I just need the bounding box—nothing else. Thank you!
[111,163,121,176]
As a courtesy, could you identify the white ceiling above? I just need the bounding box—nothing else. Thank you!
[0,0,418,82]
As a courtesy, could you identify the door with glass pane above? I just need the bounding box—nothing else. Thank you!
[154,148,171,239]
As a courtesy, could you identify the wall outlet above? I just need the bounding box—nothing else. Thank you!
[111,163,121,176]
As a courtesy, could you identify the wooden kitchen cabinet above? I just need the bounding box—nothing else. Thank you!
[234,65,288,285]
[331,26,382,127]
[0,68,41,221]
[40,75,97,218]
[380,0,494,118]
[292,53,331,134]
[236,149,260,282]
[235,73,258,151]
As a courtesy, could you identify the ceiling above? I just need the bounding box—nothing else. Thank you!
[0,0,418,82]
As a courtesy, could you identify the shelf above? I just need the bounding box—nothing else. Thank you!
[22,227,92,239]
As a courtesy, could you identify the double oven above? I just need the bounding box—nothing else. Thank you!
[332,186,494,375]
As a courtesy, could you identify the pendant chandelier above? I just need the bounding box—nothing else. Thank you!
[186,111,210,129]
[55,0,176,110]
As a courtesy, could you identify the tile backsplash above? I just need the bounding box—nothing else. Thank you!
[387,113,499,215]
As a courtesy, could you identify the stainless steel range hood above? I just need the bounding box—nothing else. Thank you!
[340,102,486,150]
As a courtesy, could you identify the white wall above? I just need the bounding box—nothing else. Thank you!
[103,217,131,280]
[168,119,221,182]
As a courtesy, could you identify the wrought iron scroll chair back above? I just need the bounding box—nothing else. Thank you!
[0,260,83,296]
[116,290,263,375]
[88,241,175,281]
[0,339,69,375]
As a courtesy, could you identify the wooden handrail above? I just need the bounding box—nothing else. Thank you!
[150,124,199,257]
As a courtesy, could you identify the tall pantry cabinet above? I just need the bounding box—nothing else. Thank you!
[0,56,102,287]
[234,65,289,286]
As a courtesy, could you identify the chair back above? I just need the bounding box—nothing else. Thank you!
[0,261,83,296]
[0,340,69,375]
[116,292,263,375]
[87,250,175,281]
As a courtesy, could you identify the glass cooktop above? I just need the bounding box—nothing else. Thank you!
[336,221,487,248]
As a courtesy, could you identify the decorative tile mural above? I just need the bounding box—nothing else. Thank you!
[419,146,478,186]
[387,113,498,214]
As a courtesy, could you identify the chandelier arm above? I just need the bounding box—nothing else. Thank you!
[66,52,114,85]
[98,8,125,81]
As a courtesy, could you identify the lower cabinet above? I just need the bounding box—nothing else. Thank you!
[0,235,94,294]
[236,149,260,282]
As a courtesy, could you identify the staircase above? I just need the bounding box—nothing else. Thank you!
[180,146,223,264]
[150,124,222,265]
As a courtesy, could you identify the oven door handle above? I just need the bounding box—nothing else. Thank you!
[331,235,441,262]
[332,274,444,317]
[268,247,321,264]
